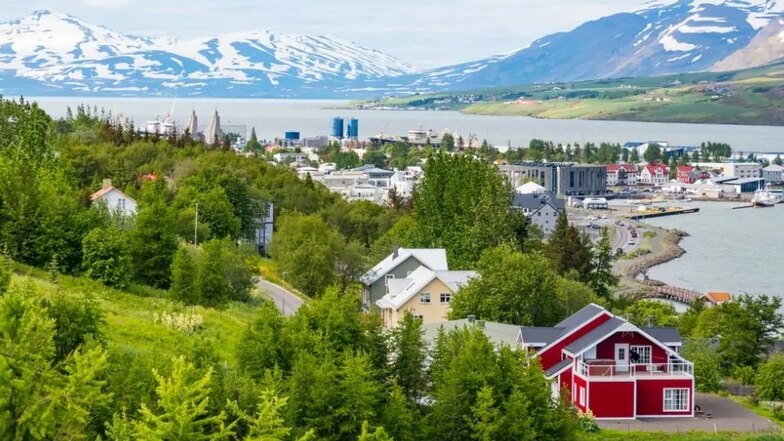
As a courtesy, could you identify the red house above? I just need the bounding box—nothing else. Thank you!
[676,166,696,184]
[519,304,694,419]
[606,164,639,186]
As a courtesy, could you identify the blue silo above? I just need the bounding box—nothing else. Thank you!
[331,117,345,138]
[347,118,359,139]
[284,131,300,141]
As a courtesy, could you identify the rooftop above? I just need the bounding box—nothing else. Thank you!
[422,319,521,348]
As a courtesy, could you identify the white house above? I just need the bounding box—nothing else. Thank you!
[639,164,669,186]
[723,163,762,179]
[90,179,137,216]
[512,193,566,237]
[606,164,639,186]
[389,166,424,200]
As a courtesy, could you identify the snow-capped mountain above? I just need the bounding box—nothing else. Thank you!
[0,10,415,97]
[380,0,784,93]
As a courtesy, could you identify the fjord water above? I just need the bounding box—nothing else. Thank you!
[645,201,782,297]
[31,97,784,151]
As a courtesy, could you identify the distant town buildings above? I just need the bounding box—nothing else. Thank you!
[301,165,422,205]
[606,163,639,186]
[639,164,669,186]
[498,163,607,197]
[512,191,566,237]
[205,110,222,146]
[764,164,784,185]
[722,163,762,179]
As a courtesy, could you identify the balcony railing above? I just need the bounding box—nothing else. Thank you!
[576,360,693,378]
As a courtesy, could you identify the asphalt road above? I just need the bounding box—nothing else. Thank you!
[256,279,303,316]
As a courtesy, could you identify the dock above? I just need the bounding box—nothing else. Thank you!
[639,281,700,305]
[627,208,700,220]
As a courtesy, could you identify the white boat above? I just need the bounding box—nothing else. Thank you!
[769,189,784,204]
[752,190,779,207]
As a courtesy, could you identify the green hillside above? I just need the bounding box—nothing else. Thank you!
[366,62,784,126]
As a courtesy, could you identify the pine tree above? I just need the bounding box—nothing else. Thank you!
[228,389,315,441]
[471,386,501,441]
[389,313,428,400]
[543,213,592,283]
[590,227,619,298]
[133,356,233,440]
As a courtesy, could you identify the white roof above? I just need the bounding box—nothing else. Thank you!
[516,182,546,194]
[764,164,784,172]
[361,248,449,285]
[375,266,477,310]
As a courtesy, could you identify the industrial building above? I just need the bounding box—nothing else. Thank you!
[331,117,344,139]
[499,163,607,197]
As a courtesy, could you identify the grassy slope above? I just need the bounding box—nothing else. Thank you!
[14,265,259,362]
[380,62,784,125]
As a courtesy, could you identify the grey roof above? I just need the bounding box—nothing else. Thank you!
[512,192,566,213]
[519,327,565,346]
[563,317,625,355]
[422,320,521,349]
[641,327,682,345]
[554,304,607,334]
[545,359,572,378]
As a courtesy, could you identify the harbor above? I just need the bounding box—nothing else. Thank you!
[625,206,701,220]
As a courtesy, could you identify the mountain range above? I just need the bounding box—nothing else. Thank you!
[3,3,784,98]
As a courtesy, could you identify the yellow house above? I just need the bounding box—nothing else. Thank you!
[375,266,477,328]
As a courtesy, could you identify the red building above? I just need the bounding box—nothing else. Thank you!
[519,304,694,419]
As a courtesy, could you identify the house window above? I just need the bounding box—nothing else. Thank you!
[420,293,431,304]
[663,388,690,412]
[578,386,586,407]
[440,293,451,304]
[413,314,424,321]
[118,198,126,211]
[630,345,652,364]
[385,274,395,285]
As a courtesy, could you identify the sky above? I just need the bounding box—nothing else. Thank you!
[0,0,651,68]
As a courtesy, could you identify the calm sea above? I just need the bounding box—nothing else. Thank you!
[29,97,784,151]
[644,201,782,297]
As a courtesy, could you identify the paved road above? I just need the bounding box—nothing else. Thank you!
[598,393,779,433]
[256,279,304,316]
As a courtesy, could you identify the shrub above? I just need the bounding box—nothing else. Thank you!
[82,226,132,289]
[153,311,204,335]
[576,410,599,433]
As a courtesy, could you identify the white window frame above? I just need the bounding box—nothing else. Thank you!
[413,314,423,321]
[663,388,690,412]
[630,345,652,364]
[385,274,395,285]
[440,293,451,304]
[578,386,586,407]
[420,293,431,304]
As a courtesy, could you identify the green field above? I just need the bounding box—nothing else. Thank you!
[13,264,259,362]
[367,62,784,126]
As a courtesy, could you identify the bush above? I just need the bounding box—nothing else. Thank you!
[82,226,132,289]
[756,354,784,401]
[577,410,599,433]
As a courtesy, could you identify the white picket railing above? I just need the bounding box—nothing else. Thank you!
[577,360,693,378]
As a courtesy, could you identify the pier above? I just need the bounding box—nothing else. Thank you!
[638,280,700,305]
[627,208,700,220]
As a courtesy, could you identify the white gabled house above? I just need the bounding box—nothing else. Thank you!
[90,179,137,217]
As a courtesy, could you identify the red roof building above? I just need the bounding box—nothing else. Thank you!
[519,304,694,419]
[606,164,639,186]
[640,164,670,186]
[676,166,696,184]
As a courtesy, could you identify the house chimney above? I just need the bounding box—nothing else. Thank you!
[102,179,112,189]
[467,315,476,324]
[392,246,400,260]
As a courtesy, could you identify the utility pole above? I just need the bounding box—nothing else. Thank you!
[194,203,199,245]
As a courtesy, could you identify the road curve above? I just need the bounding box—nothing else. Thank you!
[256,279,304,316]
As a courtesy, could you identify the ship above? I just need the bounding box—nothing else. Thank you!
[751,189,779,208]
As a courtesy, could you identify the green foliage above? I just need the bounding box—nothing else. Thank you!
[45,291,105,361]
[130,198,178,289]
[683,339,722,393]
[170,240,256,307]
[590,227,619,298]
[544,213,593,283]
[127,356,233,440]
[756,353,784,401]
[623,300,679,328]
[412,151,524,268]
[0,255,11,294]
[643,144,663,164]
[0,281,111,440]
[388,313,428,400]
[82,226,132,288]
[271,213,343,296]
[451,245,596,326]
[237,302,288,377]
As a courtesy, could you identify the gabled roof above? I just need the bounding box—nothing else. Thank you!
[90,186,135,203]
[361,248,449,285]
[563,317,625,355]
[512,193,566,213]
[677,166,695,173]
[545,359,572,379]
[555,304,607,333]
[519,327,565,346]
[606,163,638,173]
[423,320,521,348]
[375,266,476,310]
[516,182,546,194]
[764,164,784,172]
[702,291,732,304]
[641,327,682,345]
[644,164,668,174]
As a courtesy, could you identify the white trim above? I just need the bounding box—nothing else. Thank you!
[582,376,636,382]
[545,361,573,379]
[566,322,689,366]
[535,309,611,357]
[635,414,694,418]
[630,345,652,365]
[633,377,637,418]
[663,388,690,413]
